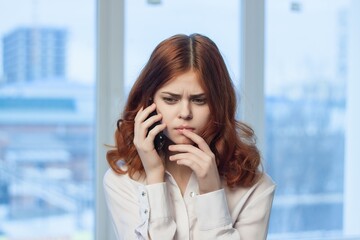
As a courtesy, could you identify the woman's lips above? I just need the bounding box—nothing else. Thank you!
[175,127,195,132]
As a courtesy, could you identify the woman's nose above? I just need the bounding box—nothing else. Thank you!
[178,102,193,120]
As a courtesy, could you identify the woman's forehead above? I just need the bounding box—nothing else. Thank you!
[157,71,204,92]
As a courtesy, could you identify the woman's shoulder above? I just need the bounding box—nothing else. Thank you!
[103,162,147,190]
[223,173,276,201]
[255,172,276,191]
[244,172,276,198]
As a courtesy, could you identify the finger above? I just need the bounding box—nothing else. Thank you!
[146,123,166,141]
[170,149,214,174]
[175,158,203,174]
[179,129,213,154]
[168,144,206,159]
[134,103,156,122]
[135,104,161,140]
[135,106,144,117]
[169,152,199,162]
[143,113,162,129]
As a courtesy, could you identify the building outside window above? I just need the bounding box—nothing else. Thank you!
[266,1,360,239]
[0,1,95,239]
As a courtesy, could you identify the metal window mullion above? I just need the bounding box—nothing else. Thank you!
[96,0,124,239]
[240,0,266,155]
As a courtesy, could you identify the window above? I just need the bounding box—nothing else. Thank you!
[0,1,95,239]
[265,0,360,239]
[97,1,360,239]
[124,0,241,93]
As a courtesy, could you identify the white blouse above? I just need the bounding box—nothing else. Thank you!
[103,164,275,240]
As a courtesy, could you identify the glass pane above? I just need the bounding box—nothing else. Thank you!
[0,1,95,239]
[124,0,241,94]
[265,0,359,239]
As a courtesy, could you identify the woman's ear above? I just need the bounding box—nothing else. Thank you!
[148,98,153,105]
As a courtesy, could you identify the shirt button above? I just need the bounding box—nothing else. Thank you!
[141,191,146,197]
[144,209,148,214]
[190,191,197,197]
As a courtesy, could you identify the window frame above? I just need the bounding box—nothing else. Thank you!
[96,1,124,240]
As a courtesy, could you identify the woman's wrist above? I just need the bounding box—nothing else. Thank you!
[146,168,165,184]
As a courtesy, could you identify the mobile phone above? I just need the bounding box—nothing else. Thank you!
[146,106,165,151]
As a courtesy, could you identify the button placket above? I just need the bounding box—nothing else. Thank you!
[189,191,198,198]
[138,185,150,221]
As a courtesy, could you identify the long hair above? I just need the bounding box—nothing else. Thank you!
[107,33,262,188]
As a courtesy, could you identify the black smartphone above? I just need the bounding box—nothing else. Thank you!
[146,107,165,151]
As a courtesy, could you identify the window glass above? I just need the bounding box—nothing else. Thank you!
[0,1,95,239]
[265,0,359,239]
[124,0,241,94]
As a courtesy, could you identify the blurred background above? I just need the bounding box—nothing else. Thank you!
[0,0,359,239]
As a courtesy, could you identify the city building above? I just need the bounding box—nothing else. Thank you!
[0,80,94,235]
[2,27,67,84]
[0,27,93,236]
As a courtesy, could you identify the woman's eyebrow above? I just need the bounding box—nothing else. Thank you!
[161,91,206,98]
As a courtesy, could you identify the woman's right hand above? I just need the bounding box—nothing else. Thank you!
[133,103,167,184]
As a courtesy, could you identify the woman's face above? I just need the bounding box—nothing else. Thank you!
[153,70,211,145]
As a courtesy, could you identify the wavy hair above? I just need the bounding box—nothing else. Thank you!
[107,33,262,188]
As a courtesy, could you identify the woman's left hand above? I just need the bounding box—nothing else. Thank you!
[168,129,222,194]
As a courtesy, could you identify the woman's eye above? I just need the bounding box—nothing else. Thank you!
[163,97,178,104]
[192,98,207,105]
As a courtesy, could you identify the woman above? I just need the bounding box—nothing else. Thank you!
[104,33,275,240]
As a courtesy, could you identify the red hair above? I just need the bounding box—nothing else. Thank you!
[107,34,262,188]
